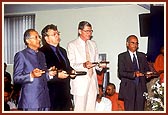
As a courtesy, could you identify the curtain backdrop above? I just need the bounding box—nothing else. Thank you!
[4,14,35,64]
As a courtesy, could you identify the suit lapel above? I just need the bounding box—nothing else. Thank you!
[126,51,133,66]
[58,47,68,68]
[44,44,56,56]
[126,51,143,71]
[136,52,142,70]
[76,38,86,59]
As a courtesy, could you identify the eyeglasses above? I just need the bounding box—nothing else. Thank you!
[129,42,139,45]
[82,30,93,33]
[47,32,61,37]
[29,35,41,40]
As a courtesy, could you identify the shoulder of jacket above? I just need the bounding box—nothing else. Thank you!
[118,51,127,56]
[137,51,146,54]
[20,48,27,54]
[88,39,96,44]
[59,46,66,51]
[68,39,79,45]
[137,51,146,56]
[39,44,51,51]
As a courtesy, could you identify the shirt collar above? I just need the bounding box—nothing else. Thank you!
[49,44,58,52]
[78,37,87,48]
[26,47,38,55]
[128,50,137,55]
[128,50,137,61]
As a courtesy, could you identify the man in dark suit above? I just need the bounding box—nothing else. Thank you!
[39,24,75,111]
[118,35,150,111]
[13,29,57,111]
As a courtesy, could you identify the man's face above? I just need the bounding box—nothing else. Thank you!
[4,91,9,102]
[79,25,93,41]
[45,29,60,46]
[126,36,139,52]
[27,31,41,50]
[106,85,115,96]
[4,76,10,84]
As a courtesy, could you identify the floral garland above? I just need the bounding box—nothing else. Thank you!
[143,79,164,111]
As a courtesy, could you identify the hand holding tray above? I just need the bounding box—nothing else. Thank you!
[68,71,87,76]
[144,71,159,78]
[92,61,109,68]
[92,61,110,65]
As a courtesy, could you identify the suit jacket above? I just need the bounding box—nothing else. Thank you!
[39,43,73,110]
[118,51,149,100]
[67,38,100,96]
[39,44,73,72]
[13,48,50,109]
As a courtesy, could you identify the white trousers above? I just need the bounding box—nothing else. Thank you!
[73,79,97,111]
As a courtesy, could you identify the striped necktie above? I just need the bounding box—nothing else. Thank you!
[85,41,93,77]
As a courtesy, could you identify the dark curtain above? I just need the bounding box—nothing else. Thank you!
[147,5,164,62]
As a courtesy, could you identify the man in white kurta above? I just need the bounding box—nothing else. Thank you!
[67,21,106,111]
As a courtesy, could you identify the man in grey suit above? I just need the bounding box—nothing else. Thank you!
[118,35,150,111]
[13,29,56,111]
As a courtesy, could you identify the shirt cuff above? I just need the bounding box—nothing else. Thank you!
[30,73,34,82]
[49,75,53,79]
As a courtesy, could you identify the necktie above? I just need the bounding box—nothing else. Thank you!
[133,54,139,85]
[133,54,139,71]
[55,47,62,62]
[85,41,93,77]
[55,47,67,69]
